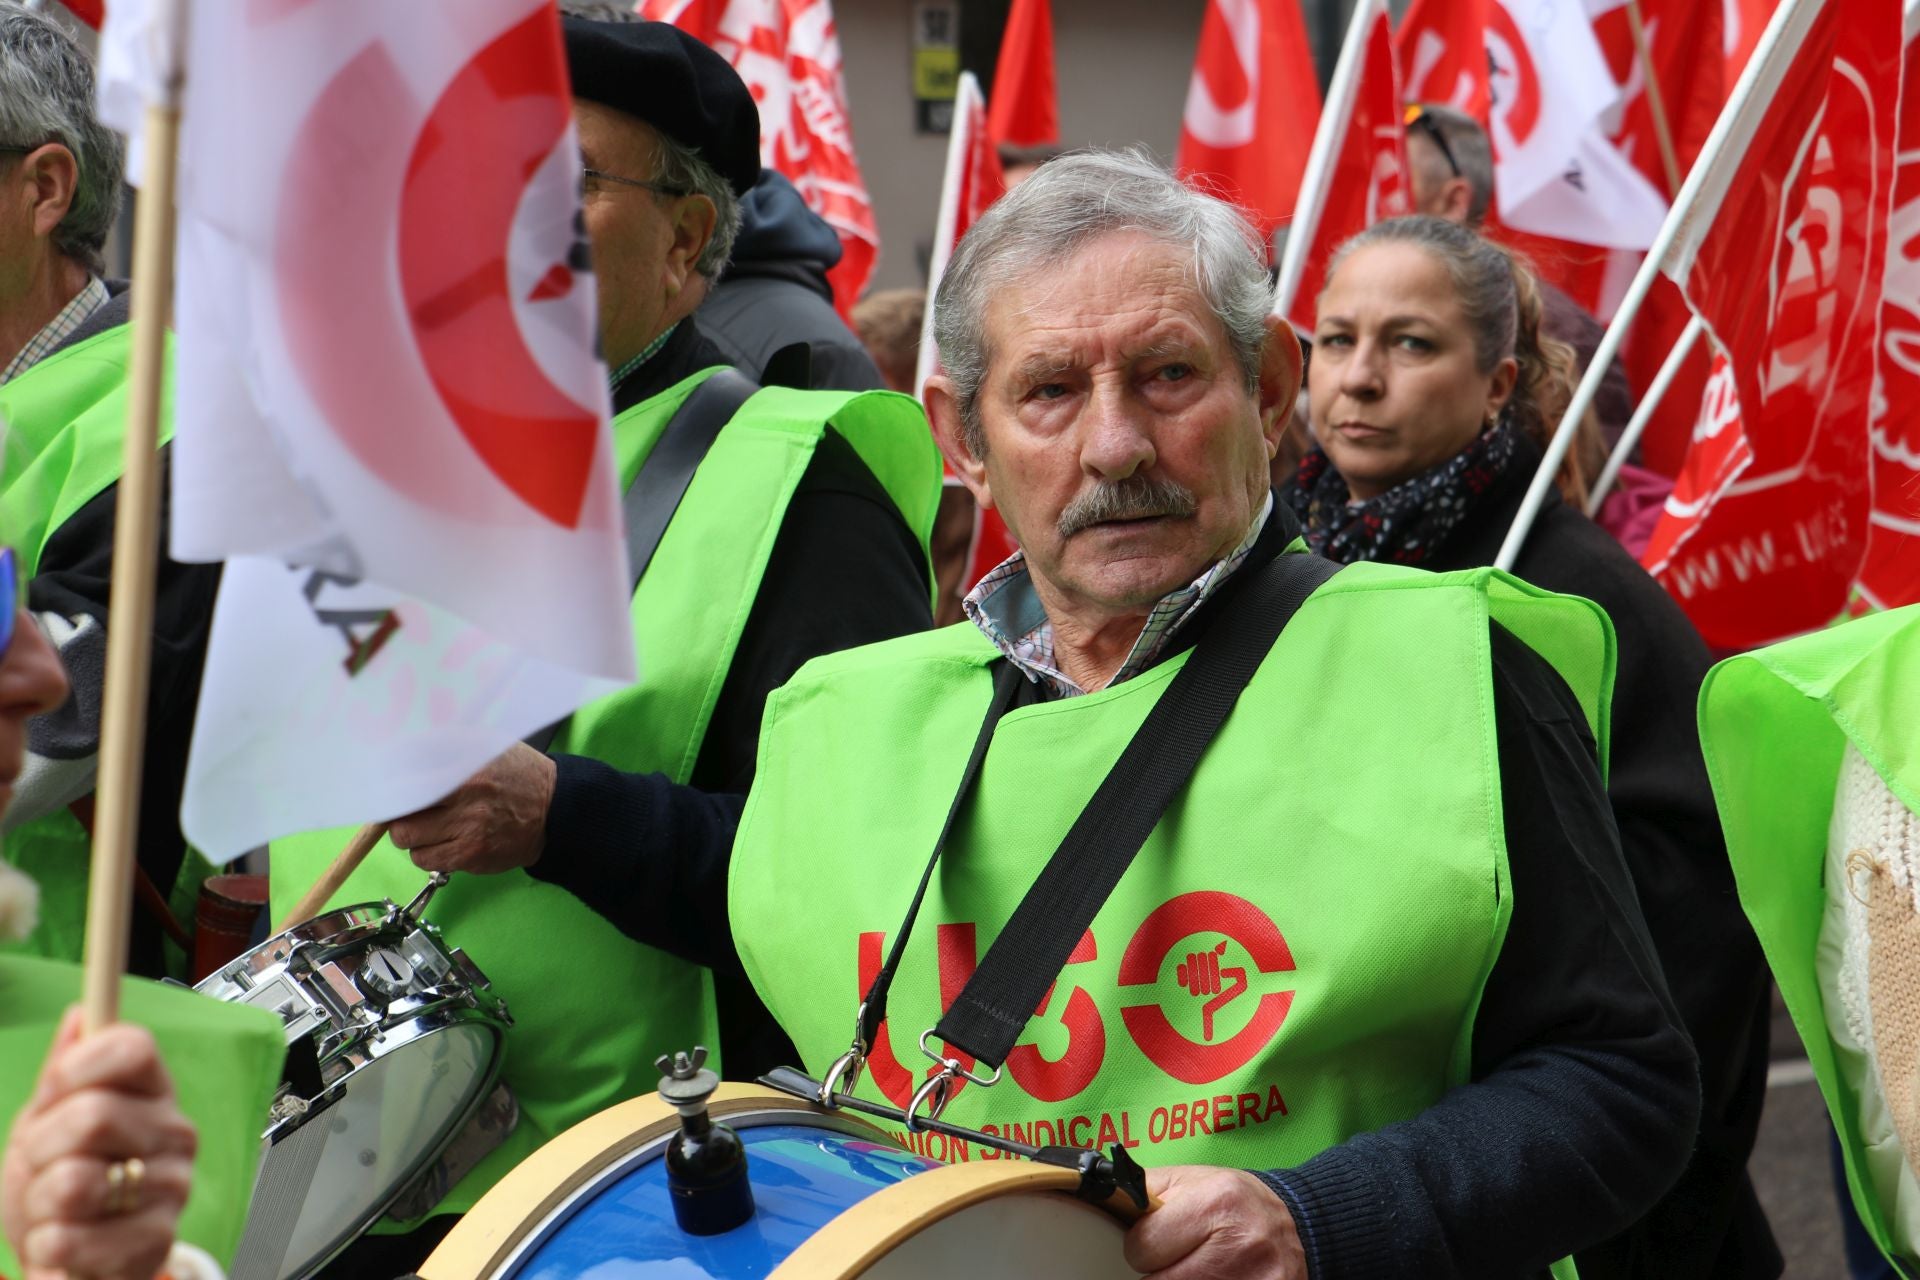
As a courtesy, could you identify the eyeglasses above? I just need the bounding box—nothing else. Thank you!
[0,549,21,658]
[582,167,690,198]
[1403,104,1462,180]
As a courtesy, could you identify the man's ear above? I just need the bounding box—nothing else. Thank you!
[663,194,719,300]
[1439,177,1476,226]
[20,143,78,241]
[924,374,995,510]
[1255,315,1304,459]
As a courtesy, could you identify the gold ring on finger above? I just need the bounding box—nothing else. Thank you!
[103,1156,145,1215]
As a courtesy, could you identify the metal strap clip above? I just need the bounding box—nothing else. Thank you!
[817,1004,870,1107]
[906,1028,1000,1131]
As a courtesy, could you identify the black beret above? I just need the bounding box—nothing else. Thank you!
[562,18,761,198]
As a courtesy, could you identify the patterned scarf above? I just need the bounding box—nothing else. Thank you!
[1283,422,1518,566]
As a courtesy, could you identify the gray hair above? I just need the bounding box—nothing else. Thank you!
[0,4,123,274]
[651,126,741,281]
[931,148,1274,456]
[1407,103,1493,227]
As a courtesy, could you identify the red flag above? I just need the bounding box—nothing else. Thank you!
[1175,0,1322,253]
[986,0,1057,148]
[60,0,104,28]
[639,0,880,312]
[917,74,1017,592]
[1397,0,1491,117]
[1856,11,1920,609]
[1644,0,1903,646]
[1276,0,1411,330]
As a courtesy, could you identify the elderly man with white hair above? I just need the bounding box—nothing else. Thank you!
[429,150,1699,1276]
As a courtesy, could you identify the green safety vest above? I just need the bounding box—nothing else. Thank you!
[732,557,1608,1278]
[271,367,942,1221]
[0,324,192,969]
[1699,605,1920,1274]
[0,953,286,1271]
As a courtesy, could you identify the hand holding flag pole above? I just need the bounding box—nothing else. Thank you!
[1495,0,1822,571]
[82,0,189,1034]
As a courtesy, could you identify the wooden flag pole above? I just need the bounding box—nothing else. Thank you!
[276,822,389,935]
[81,98,182,1034]
[1494,0,1824,572]
[1626,0,1685,197]
[1583,314,1704,515]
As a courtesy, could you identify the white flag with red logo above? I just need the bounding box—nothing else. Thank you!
[101,0,636,858]
[640,0,879,312]
[1274,0,1410,331]
[916,73,1017,593]
[1484,0,1671,249]
[1644,0,1903,646]
[1856,1,1920,610]
[1175,0,1322,255]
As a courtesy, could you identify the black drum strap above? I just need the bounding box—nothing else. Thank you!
[857,551,1342,1074]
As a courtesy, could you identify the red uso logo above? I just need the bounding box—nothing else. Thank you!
[857,891,1296,1109]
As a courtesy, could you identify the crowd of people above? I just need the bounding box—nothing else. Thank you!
[0,2,1911,1278]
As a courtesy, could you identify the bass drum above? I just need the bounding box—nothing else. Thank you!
[420,1084,1141,1279]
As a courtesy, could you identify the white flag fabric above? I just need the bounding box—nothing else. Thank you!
[121,0,637,859]
[93,0,180,181]
[1488,0,1672,248]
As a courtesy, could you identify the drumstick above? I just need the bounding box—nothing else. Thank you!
[276,822,389,933]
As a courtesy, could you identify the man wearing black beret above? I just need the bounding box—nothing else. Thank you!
[285,16,942,1274]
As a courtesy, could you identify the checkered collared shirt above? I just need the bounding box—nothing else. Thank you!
[963,494,1273,698]
[1,276,109,386]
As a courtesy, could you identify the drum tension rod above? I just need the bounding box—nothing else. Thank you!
[758,1066,1149,1212]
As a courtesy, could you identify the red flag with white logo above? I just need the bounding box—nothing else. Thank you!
[640,0,879,313]
[1275,0,1411,331]
[917,73,1017,594]
[1397,0,1490,117]
[1644,0,1903,646]
[1175,0,1322,255]
[97,0,636,858]
[1856,5,1920,610]
[987,0,1058,149]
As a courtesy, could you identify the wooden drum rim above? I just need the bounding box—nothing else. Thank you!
[420,1083,881,1278]
[768,1159,1142,1280]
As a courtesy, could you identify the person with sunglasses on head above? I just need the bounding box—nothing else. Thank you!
[271,16,941,1273]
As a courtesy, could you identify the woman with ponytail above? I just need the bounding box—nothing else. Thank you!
[1285,215,1781,1280]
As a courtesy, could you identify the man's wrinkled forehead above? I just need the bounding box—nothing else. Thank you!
[978,234,1227,375]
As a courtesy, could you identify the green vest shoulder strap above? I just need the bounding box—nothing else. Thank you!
[0,322,175,577]
[1699,604,1920,1263]
[557,368,940,777]
[271,368,943,1220]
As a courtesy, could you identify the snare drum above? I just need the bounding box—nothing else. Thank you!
[194,900,512,1279]
[421,1084,1140,1279]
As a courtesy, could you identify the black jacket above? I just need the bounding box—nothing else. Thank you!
[1428,435,1780,1280]
[695,171,884,392]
